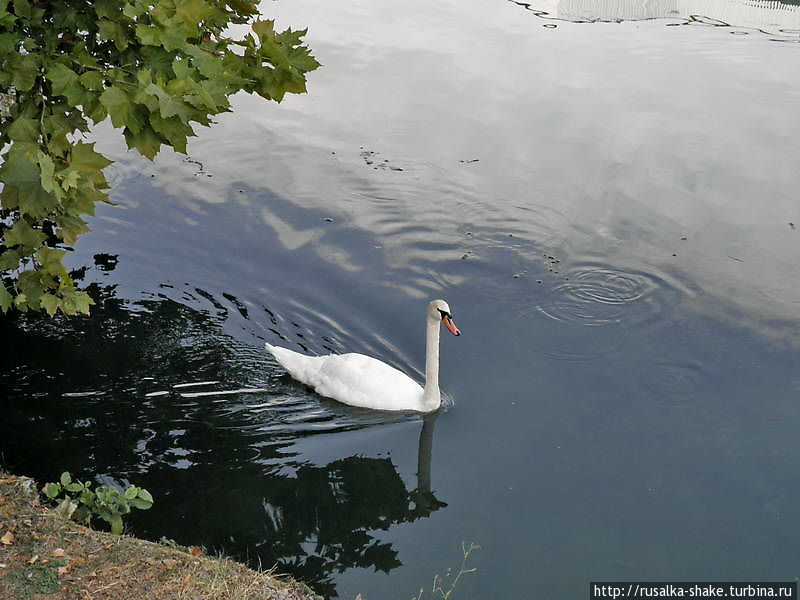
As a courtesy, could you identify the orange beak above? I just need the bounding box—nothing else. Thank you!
[443,314,461,336]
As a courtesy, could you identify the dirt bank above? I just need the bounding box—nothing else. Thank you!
[0,472,320,600]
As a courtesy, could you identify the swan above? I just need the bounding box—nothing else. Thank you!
[265,299,461,412]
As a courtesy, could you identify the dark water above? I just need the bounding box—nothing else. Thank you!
[3,1,800,598]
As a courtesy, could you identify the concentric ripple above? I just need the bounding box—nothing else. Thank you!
[514,262,688,362]
[514,314,629,362]
[633,360,705,407]
[536,267,653,327]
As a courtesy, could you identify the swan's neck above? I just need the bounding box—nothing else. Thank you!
[421,316,441,411]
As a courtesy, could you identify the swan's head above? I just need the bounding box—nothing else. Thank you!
[428,299,461,336]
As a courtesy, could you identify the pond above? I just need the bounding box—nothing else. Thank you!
[3,0,800,598]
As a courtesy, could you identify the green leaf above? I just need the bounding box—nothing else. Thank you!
[98,20,129,52]
[46,63,87,105]
[149,113,193,153]
[78,71,104,91]
[59,168,81,191]
[123,1,145,19]
[65,482,84,493]
[0,284,12,313]
[40,293,60,316]
[252,19,274,41]
[13,292,28,310]
[0,249,20,271]
[37,247,66,275]
[12,0,30,19]
[11,54,38,91]
[123,125,163,160]
[62,290,94,315]
[0,32,17,55]
[0,151,56,217]
[56,214,91,245]
[94,0,120,20]
[70,143,113,173]
[286,45,321,74]
[100,86,137,131]
[83,96,109,125]
[60,472,72,486]
[144,83,189,120]
[123,486,138,500]
[175,0,215,26]
[135,23,162,47]
[3,220,47,249]
[43,482,62,499]
[8,117,39,142]
[131,497,153,510]
[37,150,60,197]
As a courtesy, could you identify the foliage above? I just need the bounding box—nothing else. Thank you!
[411,542,481,600]
[0,0,319,316]
[42,471,154,535]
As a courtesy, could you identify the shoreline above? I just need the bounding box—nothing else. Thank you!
[0,471,321,600]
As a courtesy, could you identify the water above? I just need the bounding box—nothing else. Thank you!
[3,0,800,598]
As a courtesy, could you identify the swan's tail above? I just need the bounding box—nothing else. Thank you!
[265,342,325,386]
[265,342,290,363]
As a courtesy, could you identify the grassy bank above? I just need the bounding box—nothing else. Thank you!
[0,472,320,600]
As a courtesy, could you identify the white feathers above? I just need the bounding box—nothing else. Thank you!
[264,300,459,412]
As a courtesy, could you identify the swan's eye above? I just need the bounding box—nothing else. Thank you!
[437,308,451,319]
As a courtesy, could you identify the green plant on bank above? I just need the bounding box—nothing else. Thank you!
[410,542,481,600]
[42,471,154,535]
[0,0,319,316]
[9,557,68,596]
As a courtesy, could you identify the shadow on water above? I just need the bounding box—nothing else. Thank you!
[509,0,800,41]
[0,273,446,598]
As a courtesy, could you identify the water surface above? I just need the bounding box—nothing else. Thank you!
[3,0,800,598]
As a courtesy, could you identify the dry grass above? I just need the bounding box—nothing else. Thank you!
[0,472,320,600]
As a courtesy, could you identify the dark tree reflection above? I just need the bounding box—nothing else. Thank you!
[0,266,446,598]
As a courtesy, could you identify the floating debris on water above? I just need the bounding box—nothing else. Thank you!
[544,254,561,273]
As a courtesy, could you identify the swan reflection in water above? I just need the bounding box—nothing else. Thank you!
[255,412,447,597]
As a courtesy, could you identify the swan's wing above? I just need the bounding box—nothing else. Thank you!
[266,344,423,410]
[314,353,423,410]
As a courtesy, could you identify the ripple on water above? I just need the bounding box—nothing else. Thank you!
[536,264,660,327]
[514,262,686,362]
[460,201,576,253]
[632,360,705,407]
[514,313,629,362]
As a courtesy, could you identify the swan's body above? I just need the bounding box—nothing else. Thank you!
[265,299,461,412]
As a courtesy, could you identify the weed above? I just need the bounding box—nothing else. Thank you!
[42,471,153,534]
[8,558,67,596]
[411,541,481,600]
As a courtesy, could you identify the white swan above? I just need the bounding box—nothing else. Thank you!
[265,299,461,412]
